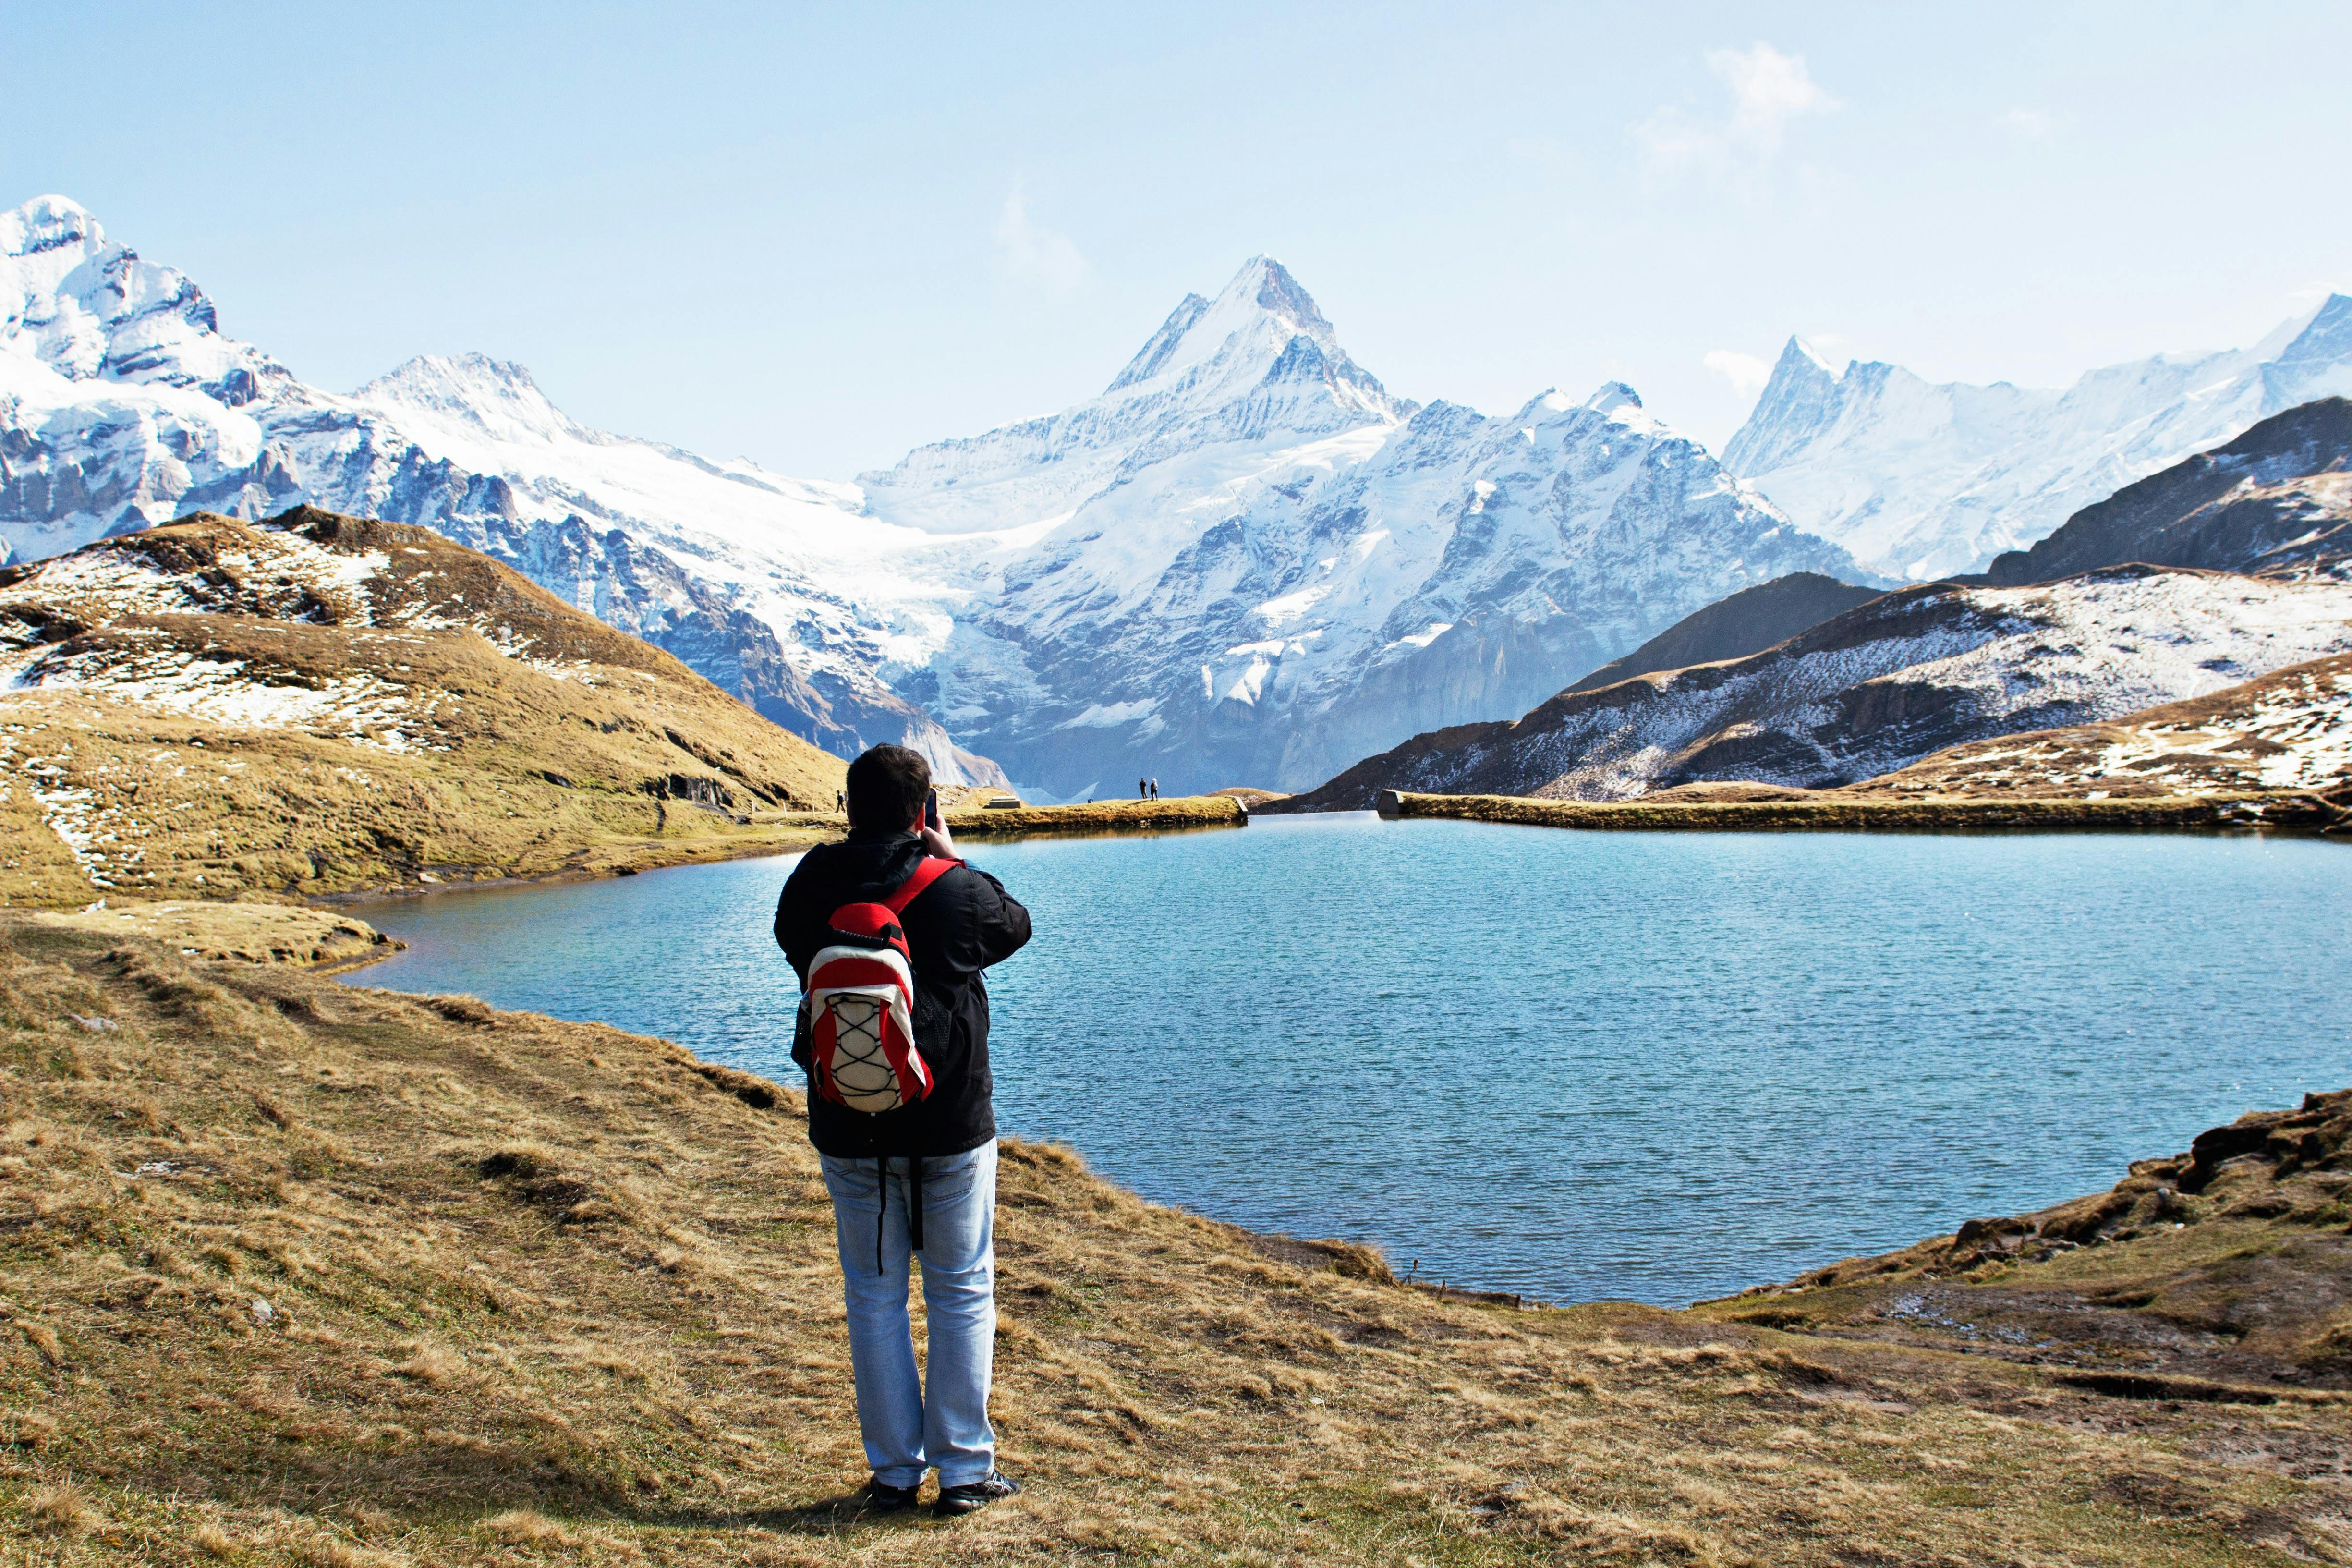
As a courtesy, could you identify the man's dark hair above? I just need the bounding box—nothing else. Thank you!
[846,744,931,829]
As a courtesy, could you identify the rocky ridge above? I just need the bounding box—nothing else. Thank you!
[1559,571,1884,695]
[1844,650,2352,803]
[1267,565,2352,809]
[1985,396,2352,586]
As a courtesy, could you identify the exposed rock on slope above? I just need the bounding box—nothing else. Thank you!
[1267,565,2352,809]
[0,507,846,904]
[1985,396,2352,586]
[1727,298,2352,579]
[1561,571,1884,694]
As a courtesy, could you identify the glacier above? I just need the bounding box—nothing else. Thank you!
[3,194,1867,795]
[1726,297,2352,582]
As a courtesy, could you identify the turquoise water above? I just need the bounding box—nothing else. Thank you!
[346,815,2352,1305]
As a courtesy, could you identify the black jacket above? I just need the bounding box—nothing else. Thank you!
[774,829,1031,1158]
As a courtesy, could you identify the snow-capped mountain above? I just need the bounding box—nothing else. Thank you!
[3,195,1867,795]
[0,195,1001,783]
[863,260,1862,793]
[1726,297,2352,581]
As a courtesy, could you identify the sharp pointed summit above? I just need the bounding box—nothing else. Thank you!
[1108,256,1342,393]
[861,257,1411,536]
[1094,255,1399,422]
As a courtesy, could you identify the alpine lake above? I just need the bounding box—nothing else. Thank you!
[345,813,2352,1306]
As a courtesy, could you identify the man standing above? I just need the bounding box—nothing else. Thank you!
[774,745,1031,1516]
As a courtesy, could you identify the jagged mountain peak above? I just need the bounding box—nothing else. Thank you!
[1506,384,1650,425]
[352,352,583,445]
[862,255,1410,533]
[2,192,281,405]
[1,193,101,255]
[1104,255,1367,401]
[1780,335,1843,380]
[1721,341,1849,479]
[1227,254,1336,339]
[1727,294,2352,580]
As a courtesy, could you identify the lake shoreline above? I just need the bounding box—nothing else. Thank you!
[1370,786,2351,835]
[295,794,1251,908]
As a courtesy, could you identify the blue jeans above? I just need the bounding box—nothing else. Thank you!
[817,1142,998,1488]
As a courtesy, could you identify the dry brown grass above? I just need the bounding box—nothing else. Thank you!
[947,794,1248,838]
[28,1482,95,1533]
[0,908,2339,1564]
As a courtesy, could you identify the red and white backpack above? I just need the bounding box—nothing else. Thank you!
[798,856,959,1114]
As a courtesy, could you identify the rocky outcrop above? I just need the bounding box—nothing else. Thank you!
[1725,1089,2352,1391]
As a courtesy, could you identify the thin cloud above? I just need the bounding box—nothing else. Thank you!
[1703,349,1773,401]
[1637,42,1837,193]
[1996,106,2064,142]
[993,185,1090,293]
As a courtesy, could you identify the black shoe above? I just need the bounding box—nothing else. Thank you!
[863,1477,921,1513]
[934,1469,1020,1516]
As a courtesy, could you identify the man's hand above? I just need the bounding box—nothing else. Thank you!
[920,822,956,859]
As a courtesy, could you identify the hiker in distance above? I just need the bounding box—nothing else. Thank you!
[774,744,1032,1516]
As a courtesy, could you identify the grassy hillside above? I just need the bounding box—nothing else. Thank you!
[0,909,2343,1565]
[0,509,849,907]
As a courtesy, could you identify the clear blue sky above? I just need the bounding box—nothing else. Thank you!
[7,2,2349,476]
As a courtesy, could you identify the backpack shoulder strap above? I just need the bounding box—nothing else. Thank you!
[881,855,959,915]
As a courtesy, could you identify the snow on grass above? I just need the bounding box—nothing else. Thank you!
[17,528,391,624]
[10,643,415,738]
